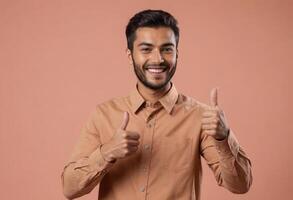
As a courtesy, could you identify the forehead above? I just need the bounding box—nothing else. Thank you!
[134,27,176,46]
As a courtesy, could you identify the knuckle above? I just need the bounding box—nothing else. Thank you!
[122,132,127,138]
[133,132,139,137]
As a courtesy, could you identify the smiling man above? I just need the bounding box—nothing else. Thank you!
[61,10,252,200]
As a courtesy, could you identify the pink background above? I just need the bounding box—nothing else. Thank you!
[0,0,292,199]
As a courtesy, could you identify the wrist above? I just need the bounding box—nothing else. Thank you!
[100,144,117,163]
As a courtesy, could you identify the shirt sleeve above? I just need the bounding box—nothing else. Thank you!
[61,106,115,199]
[200,129,253,194]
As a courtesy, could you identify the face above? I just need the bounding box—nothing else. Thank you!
[127,27,178,90]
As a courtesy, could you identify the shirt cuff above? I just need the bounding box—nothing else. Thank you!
[73,145,115,176]
[213,129,240,159]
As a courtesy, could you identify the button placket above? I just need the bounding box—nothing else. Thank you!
[142,166,148,172]
[147,123,152,128]
[138,108,159,198]
[140,186,145,192]
[146,118,155,128]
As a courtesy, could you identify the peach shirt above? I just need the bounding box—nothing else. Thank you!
[61,82,252,200]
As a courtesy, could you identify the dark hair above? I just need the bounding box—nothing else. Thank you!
[125,9,180,51]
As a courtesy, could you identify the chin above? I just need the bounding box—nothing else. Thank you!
[147,82,169,90]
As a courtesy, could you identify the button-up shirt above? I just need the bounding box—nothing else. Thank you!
[61,83,252,200]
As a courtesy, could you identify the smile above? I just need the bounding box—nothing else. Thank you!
[145,67,167,74]
[148,68,165,73]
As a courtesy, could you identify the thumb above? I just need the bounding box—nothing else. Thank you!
[120,111,129,130]
[210,87,218,107]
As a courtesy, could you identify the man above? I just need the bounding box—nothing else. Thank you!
[61,9,252,200]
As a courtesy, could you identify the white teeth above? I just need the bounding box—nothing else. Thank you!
[148,68,164,73]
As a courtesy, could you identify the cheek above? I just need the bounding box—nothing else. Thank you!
[165,54,177,63]
[133,51,146,61]
[134,55,148,68]
[166,57,177,69]
[171,55,177,63]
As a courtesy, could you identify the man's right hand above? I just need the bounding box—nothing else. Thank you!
[100,111,140,162]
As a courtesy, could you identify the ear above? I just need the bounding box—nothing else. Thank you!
[126,48,133,65]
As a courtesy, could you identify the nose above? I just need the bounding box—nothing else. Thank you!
[149,49,164,64]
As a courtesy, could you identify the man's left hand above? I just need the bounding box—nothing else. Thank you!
[201,88,230,141]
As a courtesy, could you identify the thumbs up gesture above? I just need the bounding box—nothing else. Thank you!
[101,112,140,162]
[201,88,230,140]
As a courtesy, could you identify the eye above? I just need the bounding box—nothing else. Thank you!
[162,47,174,53]
[141,48,152,53]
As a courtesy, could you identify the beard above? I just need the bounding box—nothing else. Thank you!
[132,57,177,90]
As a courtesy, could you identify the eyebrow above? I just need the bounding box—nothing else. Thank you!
[137,42,175,47]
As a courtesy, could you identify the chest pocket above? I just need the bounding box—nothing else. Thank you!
[160,137,194,172]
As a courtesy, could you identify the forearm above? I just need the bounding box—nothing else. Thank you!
[61,146,114,199]
[213,146,252,193]
[213,132,252,193]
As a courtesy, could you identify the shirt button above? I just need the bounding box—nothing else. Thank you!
[140,186,145,192]
[144,144,150,150]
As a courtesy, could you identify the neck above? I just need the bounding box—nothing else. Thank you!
[137,81,172,103]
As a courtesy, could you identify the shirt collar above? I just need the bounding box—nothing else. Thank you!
[129,82,179,115]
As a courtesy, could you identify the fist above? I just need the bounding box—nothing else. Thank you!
[201,88,230,140]
[101,112,140,162]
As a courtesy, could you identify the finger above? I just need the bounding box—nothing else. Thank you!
[202,111,217,118]
[203,130,216,136]
[202,124,217,130]
[127,139,140,146]
[128,146,139,152]
[120,111,129,130]
[201,117,219,125]
[125,131,140,140]
[206,106,218,111]
[210,87,218,107]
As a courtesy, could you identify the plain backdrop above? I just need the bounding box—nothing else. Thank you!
[0,0,292,199]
